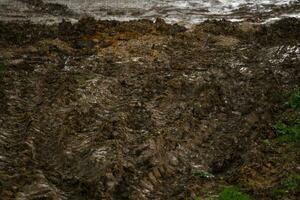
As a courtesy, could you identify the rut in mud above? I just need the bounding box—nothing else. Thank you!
[0,17,299,199]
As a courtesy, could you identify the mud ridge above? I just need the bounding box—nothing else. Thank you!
[16,0,77,16]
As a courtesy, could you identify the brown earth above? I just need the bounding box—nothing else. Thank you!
[0,17,299,200]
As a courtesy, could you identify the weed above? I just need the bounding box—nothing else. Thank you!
[262,139,271,146]
[281,174,300,191]
[270,189,287,199]
[274,121,300,142]
[285,89,300,109]
[273,88,300,142]
[271,174,300,199]
[193,196,202,200]
[218,187,250,200]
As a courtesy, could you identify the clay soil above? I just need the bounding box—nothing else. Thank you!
[0,17,299,200]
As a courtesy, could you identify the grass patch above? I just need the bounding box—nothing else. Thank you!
[193,187,251,200]
[274,121,300,142]
[274,89,300,143]
[271,174,300,199]
[262,139,271,146]
[281,174,300,191]
[218,187,251,200]
[285,89,300,109]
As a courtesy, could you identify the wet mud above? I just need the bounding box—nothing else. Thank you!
[17,0,76,16]
[0,17,299,200]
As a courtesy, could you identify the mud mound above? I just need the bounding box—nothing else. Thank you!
[0,18,299,200]
[17,0,76,16]
[201,19,241,36]
[0,21,56,47]
[257,17,300,45]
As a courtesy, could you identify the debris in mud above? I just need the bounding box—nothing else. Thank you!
[0,16,299,200]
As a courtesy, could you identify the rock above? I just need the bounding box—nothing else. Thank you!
[168,154,179,166]
[9,59,24,66]
[92,38,99,43]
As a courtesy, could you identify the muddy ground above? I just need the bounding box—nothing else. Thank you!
[0,17,299,200]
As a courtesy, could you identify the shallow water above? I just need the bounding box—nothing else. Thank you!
[0,0,300,24]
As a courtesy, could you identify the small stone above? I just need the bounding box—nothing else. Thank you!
[9,59,24,65]
[92,39,99,43]
[169,154,179,166]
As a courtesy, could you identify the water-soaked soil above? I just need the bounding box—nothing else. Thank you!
[0,17,299,200]
[1,0,300,24]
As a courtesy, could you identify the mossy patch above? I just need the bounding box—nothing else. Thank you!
[218,187,251,200]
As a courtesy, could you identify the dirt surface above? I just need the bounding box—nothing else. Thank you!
[0,17,299,200]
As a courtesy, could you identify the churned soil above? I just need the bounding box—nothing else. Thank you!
[0,17,299,199]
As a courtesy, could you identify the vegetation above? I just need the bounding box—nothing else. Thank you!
[267,89,300,198]
[281,174,300,191]
[274,89,300,143]
[271,174,300,199]
[193,187,251,200]
[218,187,250,200]
[285,89,300,109]
[193,170,215,179]
[274,121,300,142]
